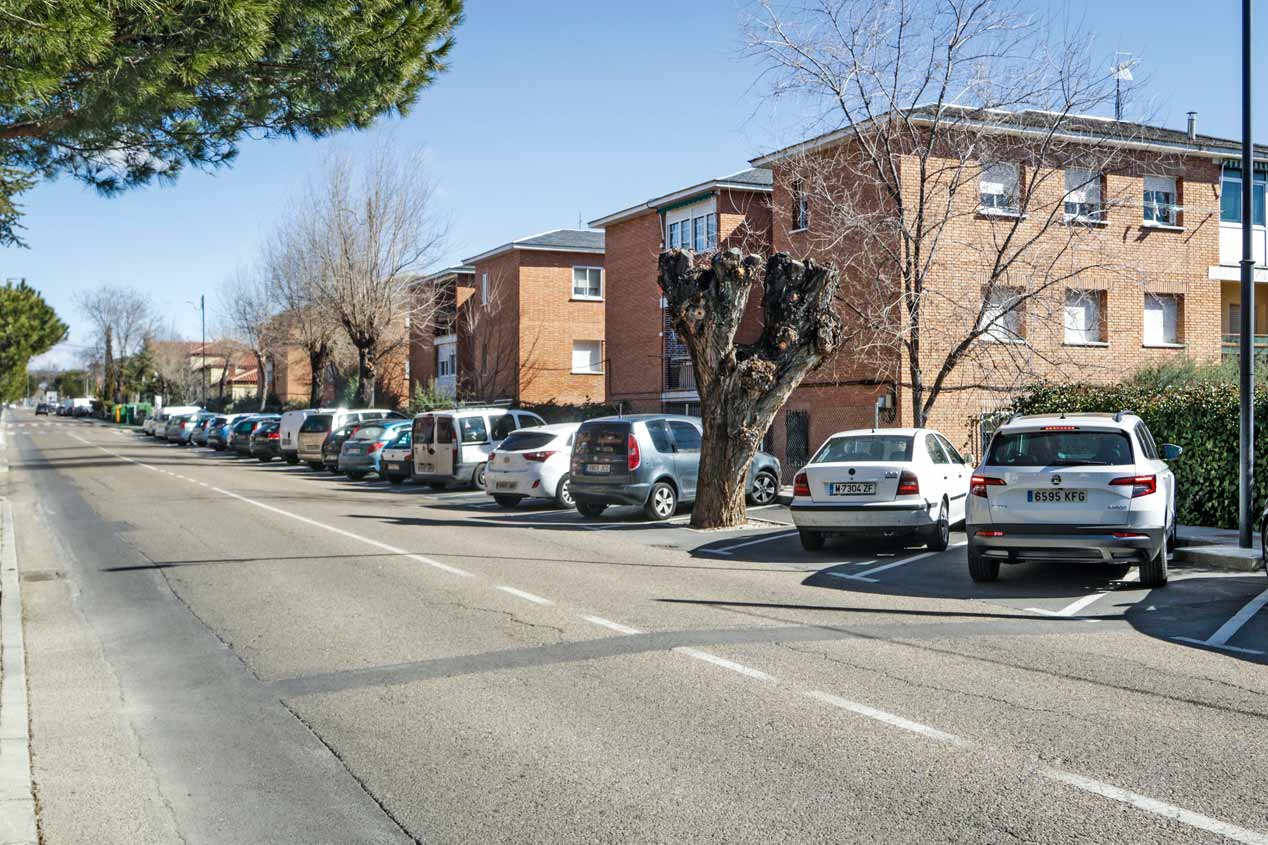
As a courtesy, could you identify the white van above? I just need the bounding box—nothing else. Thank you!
[411,408,548,490]
[279,408,338,464]
[143,404,203,436]
[295,408,408,468]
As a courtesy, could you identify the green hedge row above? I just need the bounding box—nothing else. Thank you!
[1010,382,1262,529]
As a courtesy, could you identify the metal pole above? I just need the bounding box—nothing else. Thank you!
[200,294,208,406]
[1238,0,1255,548]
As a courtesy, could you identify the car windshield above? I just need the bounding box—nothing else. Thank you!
[388,430,411,448]
[498,431,557,452]
[986,429,1134,466]
[300,414,333,433]
[812,435,913,463]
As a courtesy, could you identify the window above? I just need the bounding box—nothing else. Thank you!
[572,266,603,300]
[1221,167,1267,225]
[791,180,809,231]
[1143,293,1182,346]
[1229,302,1242,334]
[812,435,914,463]
[925,435,949,464]
[979,162,1019,213]
[1064,289,1105,344]
[937,434,966,465]
[980,286,1024,342]
[986,429,1133,467]
[571,340,603,374]
[1143,175,1178,225]
[436,340,456,377]
[1134,422,1159,461]
[491,413,518,441]
[668,420,702,452]
[481,272,489,305]
[667,220,680,249]
[1064,168,1103,221]
[691,216,704,251]
[459,416,488,443]
[785,409,811,469]
[706,213,717,247]
[645,420,674,453]
[435,417,455,445]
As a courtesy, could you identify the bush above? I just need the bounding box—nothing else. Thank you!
[1011,380,1265,529]
[520,399,618,423]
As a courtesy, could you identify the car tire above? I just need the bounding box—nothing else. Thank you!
[747,471,779,506]
[307,461,323,470]
[387,475,404,486]
[555,474,574,508]
[577,501,606,519]
[472,462,487,491]
[346,471,367,481]
[493,494,523,508]
[286,455,299,466]
[1166,513,1178,552]
[926,499,950,551]
[644,482,678,521]
[799,530,825,551]
[968,551,1000,582]
[1139,534,1169,588]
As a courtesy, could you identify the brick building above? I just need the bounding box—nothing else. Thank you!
[409,230,607,405]
[589,168,773,414]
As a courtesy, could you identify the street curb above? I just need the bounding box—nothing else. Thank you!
[0,501,37,844]
[1172,544,1265,573]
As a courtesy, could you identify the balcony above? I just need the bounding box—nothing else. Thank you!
[664,358,696,392]
[1220,333,1268,360]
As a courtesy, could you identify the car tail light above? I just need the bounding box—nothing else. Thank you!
[406,450,413,461]
[1110,474,1156,498]
[267,432,279,440]
[897,470,920,496]
[488,451,497,461]
[1041,425,1078,431]
[976,529,1005,537]
[1112,531,1149,539]
[793,471,810,497]
[368,441,383,453]
[970,475,1006,498]
[524,450,556,462]
[627,434,641,471]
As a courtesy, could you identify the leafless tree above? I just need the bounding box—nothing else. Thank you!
[456,267,541,403]
[147,328,201,404]
[74,284,155,402]
[748,0,1169,430]
[220,267,280,410]
[264,220,340,407]
[299,141,448,406]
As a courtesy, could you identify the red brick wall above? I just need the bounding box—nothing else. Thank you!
[466,251,523,402]
[603,211,666,412]
[517,249,607,405]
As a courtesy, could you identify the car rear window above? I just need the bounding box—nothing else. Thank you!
[413,415,435,443]
[499,431,556,452]
[234,420,254,433]
[491,414,517,440]
[576,422,629,456]
[300,414,332,433]
[812,435,913,463]
[352,426,385,441]
[436,417,456,445]
[986,429,1134,467]
[388,430,411,448]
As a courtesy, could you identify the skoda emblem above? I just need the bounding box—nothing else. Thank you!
[1051,474,1062,486]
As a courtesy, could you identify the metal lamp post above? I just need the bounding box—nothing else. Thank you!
[1238,0,1256,548]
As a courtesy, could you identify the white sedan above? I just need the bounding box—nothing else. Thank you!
[790,428,972,551]
[485,423,580,508]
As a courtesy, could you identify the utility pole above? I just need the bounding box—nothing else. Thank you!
[200,294,208,405]
[1238,0,1255,548]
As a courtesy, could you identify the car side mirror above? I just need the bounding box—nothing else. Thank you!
[1160,444,1183,461]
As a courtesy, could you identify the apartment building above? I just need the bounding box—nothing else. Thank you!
[409,230,607,405]
[589,168,772,413]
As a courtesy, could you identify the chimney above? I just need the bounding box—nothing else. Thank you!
[1186,111,1197,141]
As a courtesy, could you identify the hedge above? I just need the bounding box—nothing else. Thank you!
[1011,381,1264,529]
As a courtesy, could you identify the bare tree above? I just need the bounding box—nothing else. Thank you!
[749,0,1164,430]
[220,267,279,410]
[74,284,155,402]
[300,141,448,406]
[660,250,842,528]
[264,220,340,407]
[456,267,541,403]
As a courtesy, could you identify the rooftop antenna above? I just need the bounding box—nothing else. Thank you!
[1111,53,1136,121]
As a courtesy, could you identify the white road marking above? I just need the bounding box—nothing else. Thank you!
[702,530,800,556]
[1170,585,1268,655]
[806,690,970,746]
[1041,768,1268,845]
[676,648,776,682]
[581,615,643,635]
[496,586,552,605]
[1026,572,1140,618]
[830,544,965,583]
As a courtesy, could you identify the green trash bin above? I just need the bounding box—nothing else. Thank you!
[123,404,135,425]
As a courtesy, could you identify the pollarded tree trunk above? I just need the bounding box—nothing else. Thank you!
[308,344,329,408]
[659,249,842,529]
[356,345,377,407]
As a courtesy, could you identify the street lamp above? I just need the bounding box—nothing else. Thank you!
[186,296,207,406]
[1238,0,1255,548]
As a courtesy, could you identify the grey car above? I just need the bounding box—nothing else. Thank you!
[569,415,782,521]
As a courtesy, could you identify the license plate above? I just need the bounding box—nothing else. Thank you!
[829,481,875,495]
[1027,489,1087,503]
[387,462,403,471]
[495,480,517,491]
[586,463,611,474]
[418,462,434,473]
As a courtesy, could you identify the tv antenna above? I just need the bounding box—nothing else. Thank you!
[1111,52,1137,121]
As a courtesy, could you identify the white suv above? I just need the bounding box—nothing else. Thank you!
[966,412,1181,587]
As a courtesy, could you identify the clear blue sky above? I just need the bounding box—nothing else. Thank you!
[7,0,1265,368]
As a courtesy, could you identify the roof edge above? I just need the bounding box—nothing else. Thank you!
[589,175,772,229]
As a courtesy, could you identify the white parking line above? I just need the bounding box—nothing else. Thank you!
[581,615,643,635]
[806,690,970,746]
[496,586,552,605]
[702,530,799,556]
[1041,768,1268,845]
[1026,572,1140,618]
[676,648,776,683]
[831,544,965,583]
[1172,586,1268,655]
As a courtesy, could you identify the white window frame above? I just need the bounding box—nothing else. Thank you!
[979,286,1025,343]
[1064,168,1104,222]
[791,180,809,231]
[1063,289,1105,345]
[435,337,457,378]
[1142,175,1179,226]
[571,340,604,374]
[481,272,489,306]
[664,200,717,252]
[1143,293,1182,347]
[571,266,604,301]
[978,162,1020,215]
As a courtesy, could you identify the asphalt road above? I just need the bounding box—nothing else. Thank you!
[5,409,1268,844]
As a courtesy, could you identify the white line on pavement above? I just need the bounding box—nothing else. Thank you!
[1026,572,1140,618]
[831,544,966,583]
[1170,586,1268,655]
[702,530,800,556]
[1041,768,1268,845]
[676,648,776,682]
[496,586,552,605]
[581,615,643,635]
[806,690,970,747]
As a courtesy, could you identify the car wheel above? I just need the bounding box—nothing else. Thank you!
[555,474,575,508]
[644,482,678,521]
[493,494,523,508]
[968,551,1000,582]
[285,455,299,466]
[346,471,367,481]
[799,530,825,551]
[307,461,324,470]
[257,455,272,463]
[577,501,606,519]
[387,475,404,486]
[428,482,448,492]
[748,471,778,506]
[926,499,950,551]
[473,462,487,491]
[1139,533,1169,588]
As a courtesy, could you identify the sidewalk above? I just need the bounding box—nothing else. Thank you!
[1174,525,1266,573]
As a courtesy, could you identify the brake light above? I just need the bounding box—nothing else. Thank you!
[267,432,279,440]
[368,441,383,453]
[897,470,920,496]
[970,475,1006,498]
[1042,425,1078,431]
[793,471,810,497]
[627,434,641,471]
[1110,474,1156,498]
[976,529,1005,537]
[524,450,556,462]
